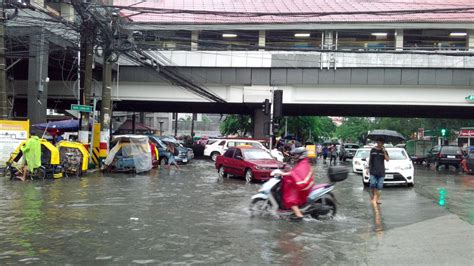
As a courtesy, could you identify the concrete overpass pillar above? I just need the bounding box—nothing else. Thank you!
[395,29,404,51]
[191,30,199,51]
[467,30,474,51]
[27,31,49,134]
[253,108,270,139]
[258,30,266,51]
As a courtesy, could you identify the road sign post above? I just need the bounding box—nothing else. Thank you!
[71,104,92,113]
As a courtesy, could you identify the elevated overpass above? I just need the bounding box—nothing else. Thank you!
[13,51,474,119]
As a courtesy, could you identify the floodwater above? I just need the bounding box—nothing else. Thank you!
[0,159,472,264]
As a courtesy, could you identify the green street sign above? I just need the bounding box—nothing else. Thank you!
[466,95,474,101]
[71,104,92,113]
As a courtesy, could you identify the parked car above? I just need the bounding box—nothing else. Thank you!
[426,145,463,171]
[149,136,194,165]
[204,138,283,162]
[352,148,371,174]
[339,143,360,161]
[215,146,285,182]
[362,148,414,186]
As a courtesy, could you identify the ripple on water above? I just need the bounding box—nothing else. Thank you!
[132,259,157,264]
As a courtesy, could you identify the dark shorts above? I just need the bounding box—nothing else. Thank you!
[369,175,385,190]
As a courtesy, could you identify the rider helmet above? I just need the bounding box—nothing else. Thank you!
[290,147,307,161]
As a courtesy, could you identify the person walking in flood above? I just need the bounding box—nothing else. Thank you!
[166,143,180,170]
[329,144,337,165]
[19,133,41,181]
[369,138,390,205]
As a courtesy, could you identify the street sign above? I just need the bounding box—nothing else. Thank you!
[71,104,92,112]
[466,95,474,101]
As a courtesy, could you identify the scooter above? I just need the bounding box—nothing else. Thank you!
[249,166,348,219]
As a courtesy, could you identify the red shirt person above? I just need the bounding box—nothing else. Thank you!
[280,148,314,219]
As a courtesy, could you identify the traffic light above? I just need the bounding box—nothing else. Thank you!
[262,99,270,115]
[441,128,447,137]
[272,121,280,135]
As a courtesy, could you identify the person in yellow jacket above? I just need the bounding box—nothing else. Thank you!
[19,133,41,181]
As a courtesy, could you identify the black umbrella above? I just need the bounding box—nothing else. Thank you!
[367,129,405,142]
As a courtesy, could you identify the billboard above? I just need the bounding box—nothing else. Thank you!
[0,120,29,167]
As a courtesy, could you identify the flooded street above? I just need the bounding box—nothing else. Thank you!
[0,160,473,264]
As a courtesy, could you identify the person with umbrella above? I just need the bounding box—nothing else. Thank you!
[369,137,390,204]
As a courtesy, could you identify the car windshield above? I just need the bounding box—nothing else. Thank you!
[441,146,462,154]
[355,150,370,158]
[242,149,273,160]
[387,149,408,160]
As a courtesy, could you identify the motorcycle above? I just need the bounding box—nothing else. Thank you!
[249,166,348,219]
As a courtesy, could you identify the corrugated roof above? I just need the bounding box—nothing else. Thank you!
[114,0,474,24]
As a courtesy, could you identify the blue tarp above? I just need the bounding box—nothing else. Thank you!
[33,120,79,132]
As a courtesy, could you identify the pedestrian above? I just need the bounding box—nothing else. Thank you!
[19,132,41,181]
[166,143,180,170]
[369,138,390,205]
[322,145,328,164]
[330,144,337,165]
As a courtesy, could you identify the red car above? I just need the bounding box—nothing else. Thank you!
[215,146,285,182]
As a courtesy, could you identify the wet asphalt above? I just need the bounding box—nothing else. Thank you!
[0,158,473,264]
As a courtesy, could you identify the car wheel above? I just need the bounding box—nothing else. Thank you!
[249,198,271,217]
[311,193,337,219]
[435,161,441,171]
[211,152,220,162]
[245,169,253,183]
[218,166,227,178]
[159,157,168,166]
[407,182,414,187]
[362,177,369,187]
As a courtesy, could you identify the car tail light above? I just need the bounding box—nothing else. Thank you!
[437,153,443,158]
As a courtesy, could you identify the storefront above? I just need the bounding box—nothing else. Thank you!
[458,128,474,147]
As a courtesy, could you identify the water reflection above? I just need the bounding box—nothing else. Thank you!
[371,202,384,238]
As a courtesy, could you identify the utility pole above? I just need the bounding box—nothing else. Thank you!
[79,31,94,143]
[0,6,7,119]
[100,48,112,155]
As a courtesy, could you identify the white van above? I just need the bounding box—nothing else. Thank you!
[204,139,283,162]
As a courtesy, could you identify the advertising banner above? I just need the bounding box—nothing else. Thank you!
[0,120,29,167]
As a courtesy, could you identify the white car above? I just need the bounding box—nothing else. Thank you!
[352,148,371,174]
[204,139,284,162]
[362,148,414,186]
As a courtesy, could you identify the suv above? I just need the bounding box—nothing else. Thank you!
[204,139,283,162]
[339,143,360,161]
[426,145,463,171]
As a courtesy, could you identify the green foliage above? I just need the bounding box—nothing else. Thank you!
[335,117,374,143]
[336,117,474,143]
[220,115,252,137]
[283,116,336,142]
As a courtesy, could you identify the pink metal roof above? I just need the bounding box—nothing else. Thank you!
[114,0,474,24]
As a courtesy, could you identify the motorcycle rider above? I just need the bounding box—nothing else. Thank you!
[279,147,315,220]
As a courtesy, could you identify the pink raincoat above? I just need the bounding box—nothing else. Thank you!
[282,158,315,209]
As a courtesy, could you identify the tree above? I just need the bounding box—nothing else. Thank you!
[220,115,252,137]
[283,116,336,142]
[336,117,374,143]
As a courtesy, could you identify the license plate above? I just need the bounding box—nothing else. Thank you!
[385,174,394,179]
[447,155,455,159]
[183,159,188,163]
